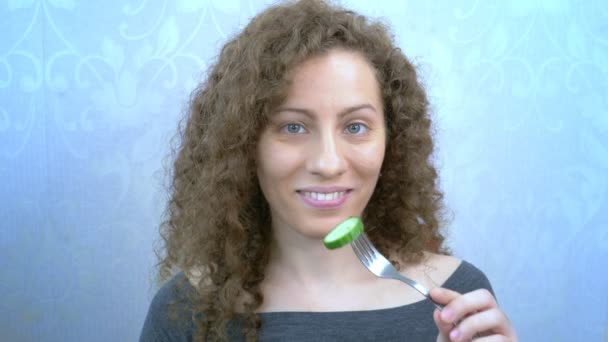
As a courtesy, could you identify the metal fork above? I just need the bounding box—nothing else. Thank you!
[351,232,444,311]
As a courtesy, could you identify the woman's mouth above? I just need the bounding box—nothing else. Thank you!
[296,190,351,209]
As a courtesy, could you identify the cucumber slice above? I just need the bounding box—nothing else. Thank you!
[323,217,364,250]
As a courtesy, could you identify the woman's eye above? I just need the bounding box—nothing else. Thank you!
[345,123,367,135]
[283,123,305,134]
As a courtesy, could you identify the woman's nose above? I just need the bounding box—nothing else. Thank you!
[306,131,347,178]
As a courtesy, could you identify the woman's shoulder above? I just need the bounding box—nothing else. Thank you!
[426,253,494,296]
[139,272,196,342]
[407,253,494,296]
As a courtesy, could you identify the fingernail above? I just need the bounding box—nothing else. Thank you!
[441,308,454,322]
[449,328,460,341]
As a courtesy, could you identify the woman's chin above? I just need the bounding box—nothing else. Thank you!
[300,217,348,240]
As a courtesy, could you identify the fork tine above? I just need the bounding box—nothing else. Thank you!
[360,233,384,261]
[357,233,376,263]
[351,236,371,265]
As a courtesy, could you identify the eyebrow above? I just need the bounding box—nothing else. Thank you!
[275,104,378,119]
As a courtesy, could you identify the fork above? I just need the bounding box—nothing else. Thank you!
[351,232,444,311]
[352,233,485,337]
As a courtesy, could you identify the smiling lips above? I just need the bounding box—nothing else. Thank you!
[297,188,352,209]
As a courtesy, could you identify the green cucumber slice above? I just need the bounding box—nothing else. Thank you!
[323,217,364,249]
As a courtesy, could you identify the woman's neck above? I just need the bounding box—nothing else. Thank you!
[275,241,364,281]
[263,223,377,290]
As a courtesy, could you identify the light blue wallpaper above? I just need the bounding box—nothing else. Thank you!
[1,1,606,341]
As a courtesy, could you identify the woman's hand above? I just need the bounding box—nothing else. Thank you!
[430,287,517,342]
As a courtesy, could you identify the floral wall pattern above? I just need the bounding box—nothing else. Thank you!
[1,0,606,341]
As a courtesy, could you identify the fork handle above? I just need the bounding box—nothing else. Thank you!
[394,274,482,337]
[390,273,445,311]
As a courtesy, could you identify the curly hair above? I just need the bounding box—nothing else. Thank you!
[157,0,448,340]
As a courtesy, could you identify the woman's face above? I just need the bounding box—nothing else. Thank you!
[256,49,386,241]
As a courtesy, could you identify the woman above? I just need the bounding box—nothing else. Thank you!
[140,0,517,341]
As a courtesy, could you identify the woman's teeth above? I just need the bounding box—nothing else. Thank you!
[302,191,345,201]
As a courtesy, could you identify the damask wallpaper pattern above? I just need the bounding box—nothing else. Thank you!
[1,0,606,341]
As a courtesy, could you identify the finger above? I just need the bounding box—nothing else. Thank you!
[452,308,511,341]
[429,287,460,306]
[438,288,497,324]
[433,308,454,339]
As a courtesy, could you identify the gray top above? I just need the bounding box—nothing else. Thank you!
[140,260,494,341]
